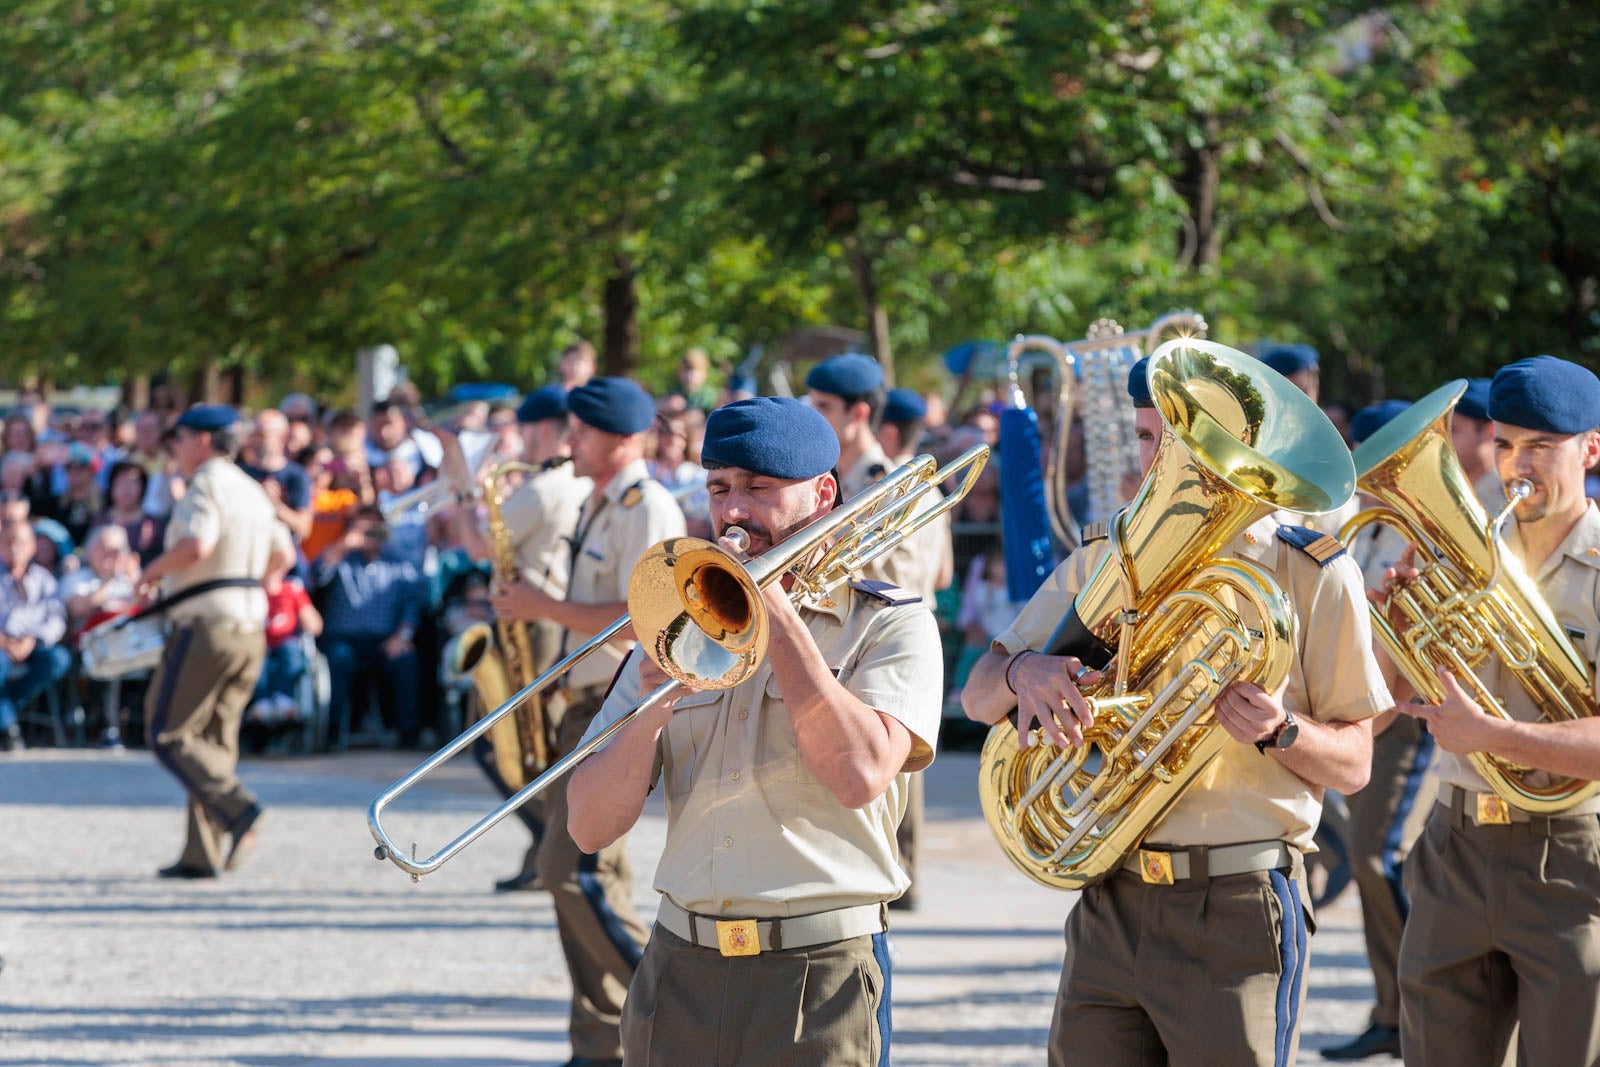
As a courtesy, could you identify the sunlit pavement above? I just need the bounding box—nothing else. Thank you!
[3,748,1395,1066]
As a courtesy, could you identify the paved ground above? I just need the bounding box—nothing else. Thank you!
[2,747,1398,1066]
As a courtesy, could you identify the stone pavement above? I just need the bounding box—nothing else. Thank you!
[2,748,1398,1066]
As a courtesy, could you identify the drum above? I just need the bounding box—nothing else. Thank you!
[79,612,167,680]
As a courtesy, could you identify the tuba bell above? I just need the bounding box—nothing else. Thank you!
[1340,381,1600,814]
[979,338,1356,891]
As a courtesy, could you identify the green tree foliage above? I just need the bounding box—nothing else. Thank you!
[0,1,1595,402]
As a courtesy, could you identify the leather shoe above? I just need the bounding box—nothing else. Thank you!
[1321,1023,1401,1060]
[494,868,544,893]
[226,807,265,872]
[157,862,218,880]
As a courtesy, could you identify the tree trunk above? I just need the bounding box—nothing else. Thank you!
[1176,114,1223,268]
[852,250,895,385]
[123,375,151,411]
[602,257,639,378]
[189,361,224,404]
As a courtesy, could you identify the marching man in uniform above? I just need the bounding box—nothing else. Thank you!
[965,358,1390,1066]
[138,404,293,879]
[1395,356,1600,1066]
[491,376,684,1067]
[568,395,945,1066]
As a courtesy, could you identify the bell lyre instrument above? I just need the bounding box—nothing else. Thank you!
[1340,380,1600,814]
[980,338,1356,890]
[369,445,990,879]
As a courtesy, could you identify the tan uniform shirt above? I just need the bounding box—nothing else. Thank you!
[563,458,686,690]
[163,457,289,627]
[584,586,944,916]
[995,514,1391,850]
[495,460,592,597]
[1349,512,1413,591]
[843,441,953,604]
[1432,501,1600,794]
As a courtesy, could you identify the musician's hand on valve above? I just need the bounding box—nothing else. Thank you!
[1403,667,1498,756]
[1013,653,1100,750]
[1369,543,1422,629]
[1216,680,1288,746]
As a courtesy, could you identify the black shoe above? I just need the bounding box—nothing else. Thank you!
[1322,1023,1401,1060]
[226,807,264,872]
[157,862,218,880]
[494,868,544,893]
[0,726,23,753]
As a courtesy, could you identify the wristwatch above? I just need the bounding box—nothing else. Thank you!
[1255,708,1299,753]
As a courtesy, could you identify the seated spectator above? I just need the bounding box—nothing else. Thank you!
[374,456,430,568]
[240,410,313,549]
[0,521,72,751]
[44,444,103,547]
[59,525,141,747]
[60,525,139,635]
[30,518,76,577]
[366,400,422,475]
[301,445,361,562]
[314,508,424,748]
[94,461,166,566]
[246,555,322,731]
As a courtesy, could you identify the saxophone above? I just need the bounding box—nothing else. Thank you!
[979,339,1356,890]
[443,460,550,789]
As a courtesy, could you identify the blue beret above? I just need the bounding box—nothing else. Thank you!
[805,353,884,398]
[882,388,928,423]
[1259,342,1319,376]
[568,377,655,436]
[516,385,568,425]
[1126,357,1154,409]
[1350,399,1411,444]
[1454,378,1492,423]
[702,397,840,480]
[1490,356,1600,435]
[175,404,238,433]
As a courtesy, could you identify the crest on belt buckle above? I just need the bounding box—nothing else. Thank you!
[716,918,760,957]
[1476,794,1512,826]
[1139,850,1176,885]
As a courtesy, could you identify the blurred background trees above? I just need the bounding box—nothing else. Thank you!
[1,0,1595,403]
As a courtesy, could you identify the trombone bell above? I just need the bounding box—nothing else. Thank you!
[629,537,768,691]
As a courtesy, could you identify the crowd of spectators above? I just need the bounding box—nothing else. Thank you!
[30,341,1587,757]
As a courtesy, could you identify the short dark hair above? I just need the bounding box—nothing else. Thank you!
[881,416,926,453]
[841,386,887,428]
[106,460,149,500]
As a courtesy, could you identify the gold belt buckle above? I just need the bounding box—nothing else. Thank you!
[715,918,761,957]
[1138,849,1176,885]
[1476,794,1512,826]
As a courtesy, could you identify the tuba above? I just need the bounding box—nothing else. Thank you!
[1340,381,1600,814]
[371,446,991,878]
[979,338,1356,891]
[441,459,552,787]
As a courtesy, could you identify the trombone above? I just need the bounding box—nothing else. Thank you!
[369,445,991,878]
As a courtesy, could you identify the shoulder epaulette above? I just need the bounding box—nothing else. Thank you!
[866,463,887,481]
[620,480,646,508]
[848,578,922,606]
[1081,521,1109,545]
[1277,524,1346,567]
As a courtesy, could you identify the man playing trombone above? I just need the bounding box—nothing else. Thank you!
[568,396,945,1066]
[489,376,683,1067]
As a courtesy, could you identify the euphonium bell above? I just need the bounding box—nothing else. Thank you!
[980,338,1356,890]
[1341,381,1600,814]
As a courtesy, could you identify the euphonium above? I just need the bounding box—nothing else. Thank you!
[979,338,1356,891]
[1340,381,1600,814]
[442,460,551,787]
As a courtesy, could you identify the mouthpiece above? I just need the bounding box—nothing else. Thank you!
[1507,478,1533,503]
[724,527,751,554]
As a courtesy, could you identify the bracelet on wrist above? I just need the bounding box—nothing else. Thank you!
[1005,650,1036,695]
